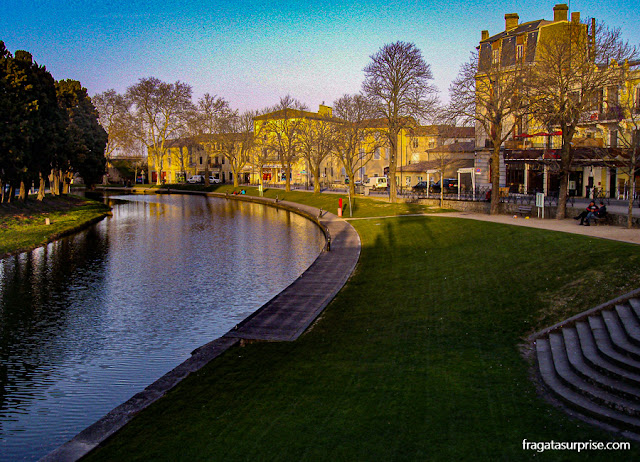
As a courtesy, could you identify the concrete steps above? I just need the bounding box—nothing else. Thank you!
[534,295,640,435]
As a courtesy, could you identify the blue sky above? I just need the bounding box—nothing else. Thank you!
[2,0,639,112]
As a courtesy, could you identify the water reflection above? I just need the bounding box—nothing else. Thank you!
[0,194,324,461]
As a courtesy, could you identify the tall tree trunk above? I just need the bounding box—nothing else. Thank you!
[388,134,398,203]
[0,180,4,203]
[50,170,60,196]
[312,166,321,194]
[490,144,501,215]
[37,173,46,201]
[7,184,14,203]
[232,164,239,187]
[62,171,71,195]
[19,180,27,201]
[284,162,291,191]
[629,176,636,229]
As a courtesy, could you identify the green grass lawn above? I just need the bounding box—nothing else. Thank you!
[0,195,111,258]
[87,212,640,461]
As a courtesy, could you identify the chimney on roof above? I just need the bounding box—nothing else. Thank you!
[553,4,568,22]
[571,11,580,23]
[505,13,519,31]
[481,30,489,41]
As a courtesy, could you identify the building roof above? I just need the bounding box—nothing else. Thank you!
[481,19,550,44]
[410,125,473,138]
[253,108,338,123]
[424,141,476,153]
[398,158,475,172]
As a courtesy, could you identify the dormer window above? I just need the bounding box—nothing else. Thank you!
[492,49,500,64]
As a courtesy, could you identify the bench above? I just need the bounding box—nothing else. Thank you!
[516,206,532,217]
[591,212,613,226]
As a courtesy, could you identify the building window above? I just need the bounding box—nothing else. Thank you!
[412,138,418,148]
[374,148,380,160]
[492,49,500,65]
[222,158,225,164]
[516,44,524,60]
[406,176,411,186]
[609,130,618,148]
[359,148,365,159]
[199,156,203,165]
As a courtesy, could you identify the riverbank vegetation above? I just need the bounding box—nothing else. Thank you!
[1,43,107,201]
[0,195,111,258]
[87,193,640,461]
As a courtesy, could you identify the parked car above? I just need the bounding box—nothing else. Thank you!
[412,181,429,192]
[364,176,388,190]
[187,175,204,184]
[209,176,221,184]
[429,178,458,193]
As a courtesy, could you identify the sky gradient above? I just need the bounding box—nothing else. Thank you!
[2,0,639,112]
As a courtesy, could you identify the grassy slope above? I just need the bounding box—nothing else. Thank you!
[88,208,640,461]
[0,195,111,258]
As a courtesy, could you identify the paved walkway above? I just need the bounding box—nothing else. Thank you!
[224,199,361,341]
[433,212,640,245]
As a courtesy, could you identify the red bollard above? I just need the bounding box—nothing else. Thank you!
[338,198,343,217]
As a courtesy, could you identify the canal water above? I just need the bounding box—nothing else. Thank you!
[0,194,325,461]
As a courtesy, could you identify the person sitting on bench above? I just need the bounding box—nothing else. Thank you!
[584,201,607,226]
[575,201,598,225]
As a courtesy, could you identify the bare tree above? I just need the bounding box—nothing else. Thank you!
[193,94,229,186]
[429,151,465,209]
[447,50,528,214]
[255,95,307,191]
[298,114,335,193]
[93,89,131,160]
[363,41,438,202]
[528,19,637,218]
[592,65,640,228]
[215,109,256,187]
[332,94,380,198]
[124,77,193,185]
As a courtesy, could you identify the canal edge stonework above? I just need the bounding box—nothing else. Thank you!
[41,189,361,462]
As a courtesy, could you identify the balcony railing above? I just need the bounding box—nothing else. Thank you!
[581,106,624,123]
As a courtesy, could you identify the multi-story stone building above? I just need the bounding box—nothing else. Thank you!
[477,4,639,199]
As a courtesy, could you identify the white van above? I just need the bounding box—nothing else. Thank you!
[364,177,388,190]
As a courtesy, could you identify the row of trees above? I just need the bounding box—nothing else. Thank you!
[94,19,638,225]
[0,41,107,202]
[447,19,639,225]
[94,79,258,188]
[95,41,438,202]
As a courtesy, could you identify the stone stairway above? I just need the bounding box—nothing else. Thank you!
[533,291,640,435]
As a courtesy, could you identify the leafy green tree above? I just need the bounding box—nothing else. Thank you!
[0,45,62,201]
[56,80,108,190]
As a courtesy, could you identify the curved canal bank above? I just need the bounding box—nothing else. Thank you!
[0,193,332,461]
[40,189,361,462]
[0,196,111,260]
